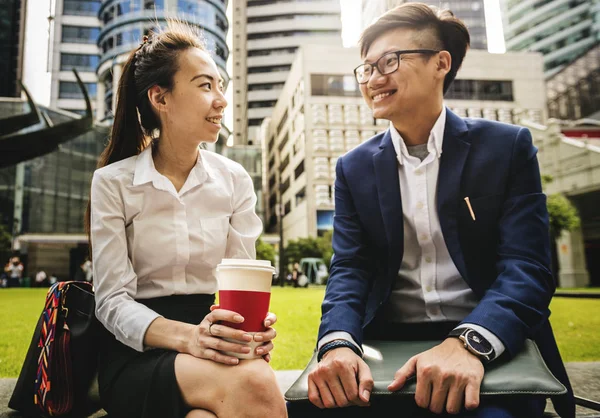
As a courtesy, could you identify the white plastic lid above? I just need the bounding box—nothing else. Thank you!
[216,258,275,273]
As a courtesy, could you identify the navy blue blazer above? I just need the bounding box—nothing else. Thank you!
[318,108,575,417]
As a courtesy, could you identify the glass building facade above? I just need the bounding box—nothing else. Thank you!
[97,0,230,121]
[504,0,600,76]
[0,128,108,235]
[361,0,488,50]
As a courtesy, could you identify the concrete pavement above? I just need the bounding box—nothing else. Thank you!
[2,364,600,417]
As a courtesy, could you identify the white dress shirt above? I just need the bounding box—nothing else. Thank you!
[320,107,505,359]
[90,145,263,352]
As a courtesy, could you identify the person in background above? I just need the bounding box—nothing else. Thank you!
[86,20,287,418]
[4,256,23,288]
[34,269,49,287]
[82,257,93,282]
[74,259,88,282]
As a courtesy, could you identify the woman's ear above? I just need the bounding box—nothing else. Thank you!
[147,85,168,113]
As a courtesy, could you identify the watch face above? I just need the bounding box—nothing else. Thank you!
[464,329,494,357]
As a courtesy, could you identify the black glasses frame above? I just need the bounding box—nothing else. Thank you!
[354,49,441,84]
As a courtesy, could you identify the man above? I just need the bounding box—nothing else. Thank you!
[298,3,574,418]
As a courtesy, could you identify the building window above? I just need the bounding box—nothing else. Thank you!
[295,187,306,205]
[311,74,361,97]
[62,26,100,44]
[446,79,514,101]
[249,100,277,108]
[281,177,290,194]
[248,82,285,91]
[216,14,227,32]
[60,54,100,72]
[63,0,101,17]
[277,109,288,134]
[144,0,164,10]
[280,154,290,172]
[248,65,292,73]
[278,132,289,152]
[59,81,98,99]
[214,44,226,61]
[294,160,305,179]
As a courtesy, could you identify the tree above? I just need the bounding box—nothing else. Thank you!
[284,237,322,269]
[547,194,580,238]
[316,230,334,269]
[255,237,276,267]
[0,223,11,253]
[542,175,581,237]
[281,231,334,274]
[542,175,581,281]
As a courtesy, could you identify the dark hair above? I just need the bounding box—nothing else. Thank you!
[358,2,470,94]
[84,19,207,255]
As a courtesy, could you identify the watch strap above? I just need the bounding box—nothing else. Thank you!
[448,327,495,363]
[317,340,362,362]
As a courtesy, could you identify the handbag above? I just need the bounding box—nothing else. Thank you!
[285,339,567,402]
[9,281,103,417]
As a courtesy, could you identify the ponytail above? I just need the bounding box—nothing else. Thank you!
[85,19,207,257]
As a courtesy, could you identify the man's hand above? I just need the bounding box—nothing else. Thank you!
[388,338,484,415]
[307,346,373,409]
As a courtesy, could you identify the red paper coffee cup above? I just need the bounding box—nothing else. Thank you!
[216,259,275,332]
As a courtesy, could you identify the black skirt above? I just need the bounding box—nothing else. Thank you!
[98,293,215,418]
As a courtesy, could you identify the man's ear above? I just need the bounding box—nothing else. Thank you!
[437,51,452,78]
[147,85,168,113]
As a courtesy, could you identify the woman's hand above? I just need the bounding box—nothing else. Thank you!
[210,305,278,362]
[185,307,254,365]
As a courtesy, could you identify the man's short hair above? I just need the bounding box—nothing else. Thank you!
[358,2,470,94]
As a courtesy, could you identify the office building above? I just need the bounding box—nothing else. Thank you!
[231,0,342,146]
[546,44,600,121]
[361,0,488,50]
[0,0,27,98]
[0,0,230,279]
[51,0,102,115]
[261,44,546,242]
[503,0,600,77]
[96,0,230,141]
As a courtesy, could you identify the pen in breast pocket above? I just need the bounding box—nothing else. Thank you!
[464,197,476,221]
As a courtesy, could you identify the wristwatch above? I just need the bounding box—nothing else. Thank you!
[448,328,495,363]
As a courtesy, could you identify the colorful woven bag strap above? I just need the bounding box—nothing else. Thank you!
[34,281,70,416]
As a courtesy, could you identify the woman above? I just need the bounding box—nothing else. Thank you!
[86,21,287,418]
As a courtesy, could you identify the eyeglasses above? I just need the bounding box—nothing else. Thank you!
[353,49,440,84]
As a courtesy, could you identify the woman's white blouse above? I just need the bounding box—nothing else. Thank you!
[90,146,263,352]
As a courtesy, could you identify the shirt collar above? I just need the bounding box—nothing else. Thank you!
[389,106,447,166]
[133,145,216,188]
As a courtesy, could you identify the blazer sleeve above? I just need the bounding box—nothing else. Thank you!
[317,156,375,346]
[460,127,555,357]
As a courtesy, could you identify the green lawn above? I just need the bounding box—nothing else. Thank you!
[556,287,600,293]
[1,287,599,377]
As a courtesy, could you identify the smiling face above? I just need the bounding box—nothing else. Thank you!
[157,47,227,144]
[359,27,447,125]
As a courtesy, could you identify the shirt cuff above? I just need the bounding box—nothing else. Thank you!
[317,331,363,355]
[457,323,506,361]
[124,307,162,352]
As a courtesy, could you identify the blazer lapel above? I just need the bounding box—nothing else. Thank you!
[438,109,471,283]
[373,130,403,270]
